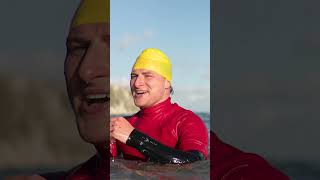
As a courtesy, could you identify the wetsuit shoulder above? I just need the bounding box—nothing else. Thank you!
[48,155,97,180]
[169,105,204,126]
[211,132,289,180]
[171,107,209,158]
[40,155,99,179]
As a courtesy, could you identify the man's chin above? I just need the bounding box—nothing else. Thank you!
[79,130,107,145]
[76,117,107,145]
[80,132,107,145]
[134,99,147,108]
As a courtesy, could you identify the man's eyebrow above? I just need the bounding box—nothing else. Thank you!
[66,36,90,44]
[142,72,154,75]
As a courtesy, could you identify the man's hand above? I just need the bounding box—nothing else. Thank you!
[110,117,134,144]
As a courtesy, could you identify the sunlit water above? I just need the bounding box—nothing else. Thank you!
[111,158,210,180]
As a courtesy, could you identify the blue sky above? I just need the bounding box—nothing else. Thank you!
[110,0,210,112]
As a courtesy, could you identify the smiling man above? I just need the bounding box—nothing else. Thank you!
[110,48,209,164]
[65,2,109,149]
[61,0,109,178]
[46,0,110,179]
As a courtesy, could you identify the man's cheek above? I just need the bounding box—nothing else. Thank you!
[65,55,81,73]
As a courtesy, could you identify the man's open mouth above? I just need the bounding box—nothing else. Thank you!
[86,94,110,104]
[135,90,147,97]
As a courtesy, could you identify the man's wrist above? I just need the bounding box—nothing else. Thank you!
[126,128,138,145]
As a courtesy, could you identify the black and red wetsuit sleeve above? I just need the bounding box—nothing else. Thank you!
[126,129,205,164]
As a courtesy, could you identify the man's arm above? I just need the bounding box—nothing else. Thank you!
[110,117,207,164]
[126,129,205,164]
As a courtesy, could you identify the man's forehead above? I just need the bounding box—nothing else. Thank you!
[132,69,153,73]
[68,23,109,41]
[131,69,163,77]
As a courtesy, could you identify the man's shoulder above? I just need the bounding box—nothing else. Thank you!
[170,103,197,117]
[39,155,97,180]
[211,132,289,180]
[170,104,205,125]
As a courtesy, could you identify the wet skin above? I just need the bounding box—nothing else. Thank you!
[130,69,170,109]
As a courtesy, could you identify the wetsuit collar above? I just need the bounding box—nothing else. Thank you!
[139,97,172,116]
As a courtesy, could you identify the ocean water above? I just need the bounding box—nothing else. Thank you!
[2,113,320,179]
[0,113,210,180]
[2,162,320,180]
[111,159,210,180]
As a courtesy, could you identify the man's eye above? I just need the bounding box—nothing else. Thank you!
[68,46,87,56]
[131,74,137,79]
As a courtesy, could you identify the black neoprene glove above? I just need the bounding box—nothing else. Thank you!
[126,129,205,164]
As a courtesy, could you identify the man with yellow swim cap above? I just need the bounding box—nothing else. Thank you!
[108,48,289,179]
[5,1,110,180]
[110,48,209,163]
[61,0,110,179]
[59,0,110,179]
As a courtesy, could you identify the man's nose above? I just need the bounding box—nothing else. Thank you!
[78,41,109,83]
[133,75,144,88]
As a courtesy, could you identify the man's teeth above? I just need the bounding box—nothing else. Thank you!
[86,94,108,100]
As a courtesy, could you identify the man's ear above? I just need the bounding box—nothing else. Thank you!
[164,80,171,89]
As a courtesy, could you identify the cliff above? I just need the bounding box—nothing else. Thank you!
[110,85,139,115]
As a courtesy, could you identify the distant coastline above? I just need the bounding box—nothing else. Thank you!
[110,84,139,115]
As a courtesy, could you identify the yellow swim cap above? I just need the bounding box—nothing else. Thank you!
[133,48,172,81]
[72,0,109,27]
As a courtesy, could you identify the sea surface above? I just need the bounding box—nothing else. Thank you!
[1,113,320,179]
[111,159,209,180]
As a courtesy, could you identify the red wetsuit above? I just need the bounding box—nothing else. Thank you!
[64,155,108,180]
[118,97,209,161]
[211,132,289,179]
[40,99,288,179]
[41,152,109,180]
